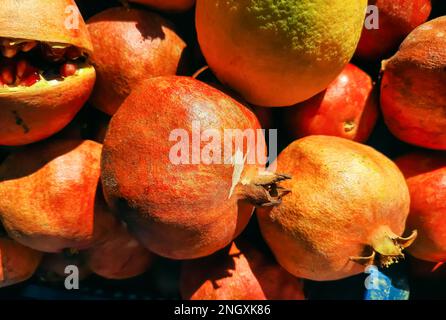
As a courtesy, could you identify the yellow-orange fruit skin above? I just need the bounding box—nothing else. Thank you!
[129,0,195,12]
[0,140,102,253]
[0,237,42,288]
[195,0,367,107]
[0,0,95,146]
[380,17,446,150]
[181,242,305,300]
[87,7,187,115]
[0,69,96,146]
[101,76,264,260]
[257,136,410,281]
[0,0,93,52]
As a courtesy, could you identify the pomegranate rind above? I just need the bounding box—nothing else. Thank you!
[0,0,93,53]
[0,237,42,288]
[0,66,95,146]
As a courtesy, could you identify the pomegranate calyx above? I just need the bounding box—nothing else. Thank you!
[350,251,376,266]
[236,172,291,207]
[350,229,418,268]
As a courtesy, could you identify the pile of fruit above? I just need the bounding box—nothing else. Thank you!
[0,0,445,300]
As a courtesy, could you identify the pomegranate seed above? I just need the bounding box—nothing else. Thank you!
[42,44,66,62]
[16,60,28,79]
[65,46,81,60]
[1,45,18,58]
[21,41,37,52]
[1,65,15,85]
[60,63,77,77]
[20,72,40,87]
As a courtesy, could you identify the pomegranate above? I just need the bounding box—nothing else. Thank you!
[395,151,446,263]
[84,193,154,280]
[87,7,187,115]
[356,0,432,60]
[180,241,305,300]
[128,0,195,12]
[257,135,416,281]
[381,17,446,150]
[0,0,96,146]
[0,140,102,252]
[101,76,290,260]
[0,236,42,288]
[284,64,378,143]
[38,252,91,283]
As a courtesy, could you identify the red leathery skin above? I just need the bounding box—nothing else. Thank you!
[0,140,102,253]
[87,7,187,115]
[101,76,271,260]
[356,0,432,60]
[380,17,446,150]
[60,63,77,78]
[284,64,378,143]
[181,241,305,300]
[396,151,446,262]
[0,237,42,288]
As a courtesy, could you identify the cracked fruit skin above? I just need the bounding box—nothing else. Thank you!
[284,64,378,143]
[101,76,288,260]
[129,0,195,12]
[356,0,431,61]
[0,0,95,146]
[180,241,305,300]
[0,237,42,288]
[396,151,446,263]
[0,140,102,253]
[196,0,367,107]
[257,136,414,281]
[381,17,446,150]
[87,7,187,115]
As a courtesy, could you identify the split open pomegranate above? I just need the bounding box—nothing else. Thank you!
[0,0,95,146]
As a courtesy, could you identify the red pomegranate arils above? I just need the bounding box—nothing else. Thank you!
[1,65,14,84]
[60,63,77,78]
[21,41,37,53]
[20,72,40,87]
[16,60,28,79]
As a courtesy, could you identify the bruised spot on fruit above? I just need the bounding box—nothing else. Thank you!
[12,111,29,134]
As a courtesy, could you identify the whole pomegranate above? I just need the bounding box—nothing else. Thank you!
[0,140,102,252]
[0,0,96,146]
[87,7,187,115]
[101,76,289,260]
[395,151,446,262]
[284,64,378,143]
[85,193,154,280]
[381,17,446,150]
[0,237,42,288]
[180,241,305,300]
[128,0,195,12]
[257,135,416,281]
[356,0,432,60]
